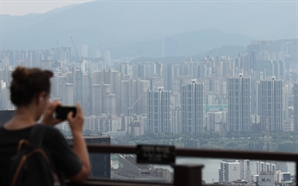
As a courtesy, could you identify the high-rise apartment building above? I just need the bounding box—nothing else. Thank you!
[121,78,149,116]
[147,75,163,90]
[171,107,181,134]
[102,84,115,115]
[163,63,178,91]
[91,83,103,116]
[283,86,289,121]
[147,87,171,134]
[219,160,251,183]
[227,75,251,132]
[240,160,251,182]
[193,63,206,79]
[3,48,71,67]
[218,160,241,182]
[49,73,67,100]
[73,68,83,105]
[28,50,40,67]
[181,80,204,133]
[117,63,128,75]
[50,47,71,62]
[82,73,91,115]
[294,83,298,130]
[62,83,74,105]
[258,77,283,131]
[132,63,156,79]
[92,69,123,115]
[251,80,259,115]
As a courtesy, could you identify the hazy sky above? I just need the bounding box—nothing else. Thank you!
[0,0,93,16]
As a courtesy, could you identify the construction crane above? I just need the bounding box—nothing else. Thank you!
[70,36,83,105]
[127,91,146,115]
[1,45,10,66]
[70,36,82,64]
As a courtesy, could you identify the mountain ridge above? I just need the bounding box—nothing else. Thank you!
[0,1,295,58]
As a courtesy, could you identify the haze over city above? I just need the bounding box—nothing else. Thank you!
[0,0,298,185]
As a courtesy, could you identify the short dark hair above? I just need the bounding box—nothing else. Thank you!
[10,66,53,106]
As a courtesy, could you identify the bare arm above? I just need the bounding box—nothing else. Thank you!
[67,104,91,182]
[69,132,90,181]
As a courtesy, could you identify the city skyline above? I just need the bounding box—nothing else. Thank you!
[0,1,298,184]
[0,38,297,135]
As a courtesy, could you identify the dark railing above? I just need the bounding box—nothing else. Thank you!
[67,144,298,186]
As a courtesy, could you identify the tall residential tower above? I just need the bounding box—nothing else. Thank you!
[228,75,251,132]
[147,87,171,134]
[258,77,283,131]
[181,80,204,133]
[294,83,298,130]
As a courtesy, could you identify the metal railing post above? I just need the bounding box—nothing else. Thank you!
[172,164,204,186]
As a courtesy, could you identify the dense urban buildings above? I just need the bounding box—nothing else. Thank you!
[219,160,290,185]
[0,39,297,136]
[0,38,297,185]
[2,2,298,185]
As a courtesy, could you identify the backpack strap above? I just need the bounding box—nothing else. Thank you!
[29,124,46,147]
[29,125,62,186]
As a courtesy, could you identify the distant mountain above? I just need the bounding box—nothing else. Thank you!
[130,45,247,63]
[111,29,251,58]
[0,1,295,58]
[192,45,247,60]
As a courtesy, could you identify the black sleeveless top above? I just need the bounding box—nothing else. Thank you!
[0,124,82,186]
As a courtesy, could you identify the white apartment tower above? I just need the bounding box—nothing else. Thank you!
[51,74,66,99]
[218,160,240,182]
[294,83,298,130]
[181,80,204,133]
[62,83,74,105]
[147,87,171,134]
[228,75,251,132]
[258,77,283,131]
[240,160,251,182]
[219,160,251,183]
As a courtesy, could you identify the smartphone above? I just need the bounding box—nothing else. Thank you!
[55,105,77,120]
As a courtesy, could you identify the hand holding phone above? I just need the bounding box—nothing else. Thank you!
[55,105,77,120]
[42,100,63,126]
[67,103,84,134]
